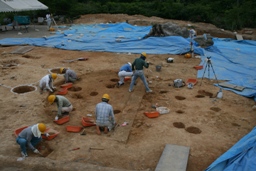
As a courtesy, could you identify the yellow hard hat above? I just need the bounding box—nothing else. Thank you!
[51,73,57,80]
[38,123,46,133]
[48,95,56,104]
[185,53,192,58]
[102,94,110,100]
[60,68,65,73]
[141,52,147,58]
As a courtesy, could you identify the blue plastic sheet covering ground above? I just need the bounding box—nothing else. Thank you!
[205,126,256,171]
[0,23,256,101]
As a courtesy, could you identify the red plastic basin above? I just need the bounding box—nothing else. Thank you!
[186,78,197,85]
[124,76,131,82]
[194,65,203,70]
[60,83,73,89]
[53,115,70,125]
[14,126,28,137]
[66,125,83,133]
[144,111,160,118]
[81,117,96,127]
[56,88,68,95]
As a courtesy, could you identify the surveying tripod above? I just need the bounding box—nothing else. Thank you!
[200,56,219,86]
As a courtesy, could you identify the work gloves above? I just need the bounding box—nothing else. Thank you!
[33,149,40,154]
[45,133,50,137]
[55,116,59,121]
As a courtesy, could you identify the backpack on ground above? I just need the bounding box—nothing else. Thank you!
[173,79,185,88]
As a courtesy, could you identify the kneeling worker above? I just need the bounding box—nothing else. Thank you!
[48,95,73,120]
[117,62,133,87]
[60,68,78,83]
[16,123,49,157]
[39,73,57,94]
[95,94,115,135]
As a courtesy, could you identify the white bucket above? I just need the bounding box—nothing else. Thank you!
[156,107,170,114]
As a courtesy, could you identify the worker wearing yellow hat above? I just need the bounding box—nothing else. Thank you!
[129,52,152,93]
[60,68,78,83]
[48,95,73,120]
[16,123,49,158]
[39,73,57,94]
[95,94,116,135]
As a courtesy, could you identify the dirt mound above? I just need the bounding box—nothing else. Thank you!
[74,14,256,40]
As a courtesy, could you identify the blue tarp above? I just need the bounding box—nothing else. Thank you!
[205,127,256,171]
[0,22,256,101]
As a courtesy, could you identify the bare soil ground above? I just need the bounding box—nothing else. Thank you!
[0,14,256,171]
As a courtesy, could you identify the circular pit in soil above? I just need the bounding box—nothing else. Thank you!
[114,110,121,114]
[11,85,37,94]
[90,92,98,96]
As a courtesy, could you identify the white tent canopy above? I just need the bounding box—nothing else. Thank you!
[0,0,48,12]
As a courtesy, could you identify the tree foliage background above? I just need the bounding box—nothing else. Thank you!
[2,0,256,31]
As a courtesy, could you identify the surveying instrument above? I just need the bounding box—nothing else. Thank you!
[199,56,219,86]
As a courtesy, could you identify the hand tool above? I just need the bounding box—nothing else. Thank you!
[62,57,88,63]
[88,147,104,152]
[69,147,80,151]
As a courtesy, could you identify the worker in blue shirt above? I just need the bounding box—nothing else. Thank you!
[117,62,133,87]
[95,94,115,135]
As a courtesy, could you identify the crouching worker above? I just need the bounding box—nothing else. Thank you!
[48,95,73,120]
[95,94,115,135]
[60,68,78,83]
[39,73,58,94]
[16,123,49,157]
[117,62,133,87]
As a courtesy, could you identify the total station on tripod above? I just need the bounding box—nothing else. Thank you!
[205,56,212,63]
[200,56,219,86]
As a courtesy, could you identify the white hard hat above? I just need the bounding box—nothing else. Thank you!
[127,62,131,66]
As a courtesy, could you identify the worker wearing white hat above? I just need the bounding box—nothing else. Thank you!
[117,62,133,87]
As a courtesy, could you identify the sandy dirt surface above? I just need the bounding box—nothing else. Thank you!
[0,14,256,171]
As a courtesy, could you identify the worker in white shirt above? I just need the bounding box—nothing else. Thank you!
[39,73,57,94]
[46,13,52,29]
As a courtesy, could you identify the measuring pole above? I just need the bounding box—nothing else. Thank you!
[189,29,195,58]
[51,14,58,28]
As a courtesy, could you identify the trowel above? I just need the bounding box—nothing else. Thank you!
[62,57,88,63]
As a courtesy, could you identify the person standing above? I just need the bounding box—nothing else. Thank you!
[39,73,57,94]
[117,62,133,87]
[129,52,152,93]
[60,68,78,83]
[48,95,73,120]
[16,123,49,157]
[46,13,52,30]
[95,94,115,135]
